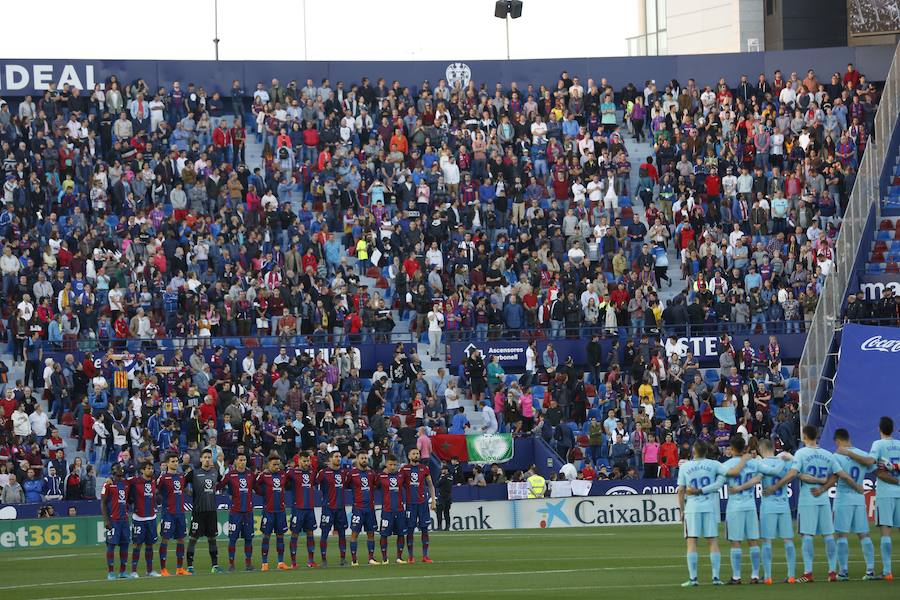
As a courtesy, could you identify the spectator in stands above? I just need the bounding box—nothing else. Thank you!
[0,473,24,504]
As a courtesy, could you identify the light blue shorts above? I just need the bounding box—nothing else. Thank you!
[833,504,868,534]
[684,512,719,538]
[760,510,793,539]
[726,508,760,541]
[798,504,835,536]
[875,496,900,528]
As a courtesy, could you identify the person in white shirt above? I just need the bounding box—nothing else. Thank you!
[16,294,34,323]
[445,378,460,411]
[425,242,444,270]
[524,340,537,388]
[530,116,547,142]
[427,303,445,359]
[779,85,796,109]
[28,403,49,440]
[481,401,498,434]
[586,175,603,204]
[559,463,578,481]
[571,179,587,205]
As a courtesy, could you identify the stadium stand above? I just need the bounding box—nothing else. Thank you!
[0,57,881,501]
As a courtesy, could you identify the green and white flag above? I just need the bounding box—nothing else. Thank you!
[466,433,514,464]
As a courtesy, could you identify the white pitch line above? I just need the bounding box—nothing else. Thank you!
[0,552,83,561]
[32,567,647,600]
[30,560,875,600]
[237,582,679,600]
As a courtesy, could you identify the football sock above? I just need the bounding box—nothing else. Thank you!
[290,535,299,563]
[686,551,698,580]
[761,541,772,580]
[784,540,796,579]
[881,535,893,576]
[306,533,315,562]
[380,536,388,561]
[367,538,375,560]
[422,531,429,557]
[749,545,760,579]
[710,551,721,580]
[261,535,270,563]
[119,547,128,573]
[824,535,837,572]
[396,535,404,559]
[106,545,115,572]
[320,531,328,560]
[131,547,140,572]
[160,541,168,570]
[144,546,153,573]
[208,538,218,566]
[861,536,875,573]
[276,535,284,563]
[837,537,849,573]
[186,538,195,567]
[227,543,236,565]
[730,547,742,580]
[338,533,346,560]
[350,538,358,562]
[244,542,252,566]
[176,541,184,569]
[802,536,814,574]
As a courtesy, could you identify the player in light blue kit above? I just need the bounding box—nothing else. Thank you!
[722,436,763,584]
[755,439,797,584]
[825,428,877,580]
[677,441,728,587]
[838,415,900,581]
[765,425,838,583]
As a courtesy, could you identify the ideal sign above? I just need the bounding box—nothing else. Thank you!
[0,63,98,92]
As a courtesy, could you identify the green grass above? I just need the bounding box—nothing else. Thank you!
[0,527,897,600]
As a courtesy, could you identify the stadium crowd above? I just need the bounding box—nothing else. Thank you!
[0,60,877,501]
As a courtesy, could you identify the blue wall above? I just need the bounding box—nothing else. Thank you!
[0,45,893,97]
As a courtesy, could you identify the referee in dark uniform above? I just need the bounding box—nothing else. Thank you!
[185,448,223,573]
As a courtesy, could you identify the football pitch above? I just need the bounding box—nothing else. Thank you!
[1,526,897,600]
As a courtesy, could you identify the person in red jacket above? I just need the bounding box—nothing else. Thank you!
[658,433,679,477]
[198,395,216,424]
[301,122,319,165]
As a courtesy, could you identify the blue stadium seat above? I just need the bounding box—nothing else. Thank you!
[780,366,790,378]
[868,263,886,273]
[785,377,800,392]
[504,374,519,386]
[587,407,603,421]
[877,230,893,241]
[532,385,545,400]
[704,369,720,385]
[713,392,724,406]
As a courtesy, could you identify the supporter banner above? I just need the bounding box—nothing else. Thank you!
[0,46,892,97]
[43,341,412,376]
[822,323,900,453]
[857,273,900,300]
[449,334,806,369]
[467,434,514,464]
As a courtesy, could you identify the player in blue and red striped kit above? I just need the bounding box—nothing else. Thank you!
[316,451,349,566]
[285,451,318,568]
[157,453,188,576]
[375,455,407,565]
[127,462,161,578]
[101,463,130,580]
[348,453,378,566]
[400,448,437,563]
[216,453,255,571]
[255,453,289,571]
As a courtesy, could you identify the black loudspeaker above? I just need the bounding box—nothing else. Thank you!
[495,0,523,19]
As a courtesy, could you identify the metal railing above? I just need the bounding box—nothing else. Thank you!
[799,42,900,425]
[35,320,807,355]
